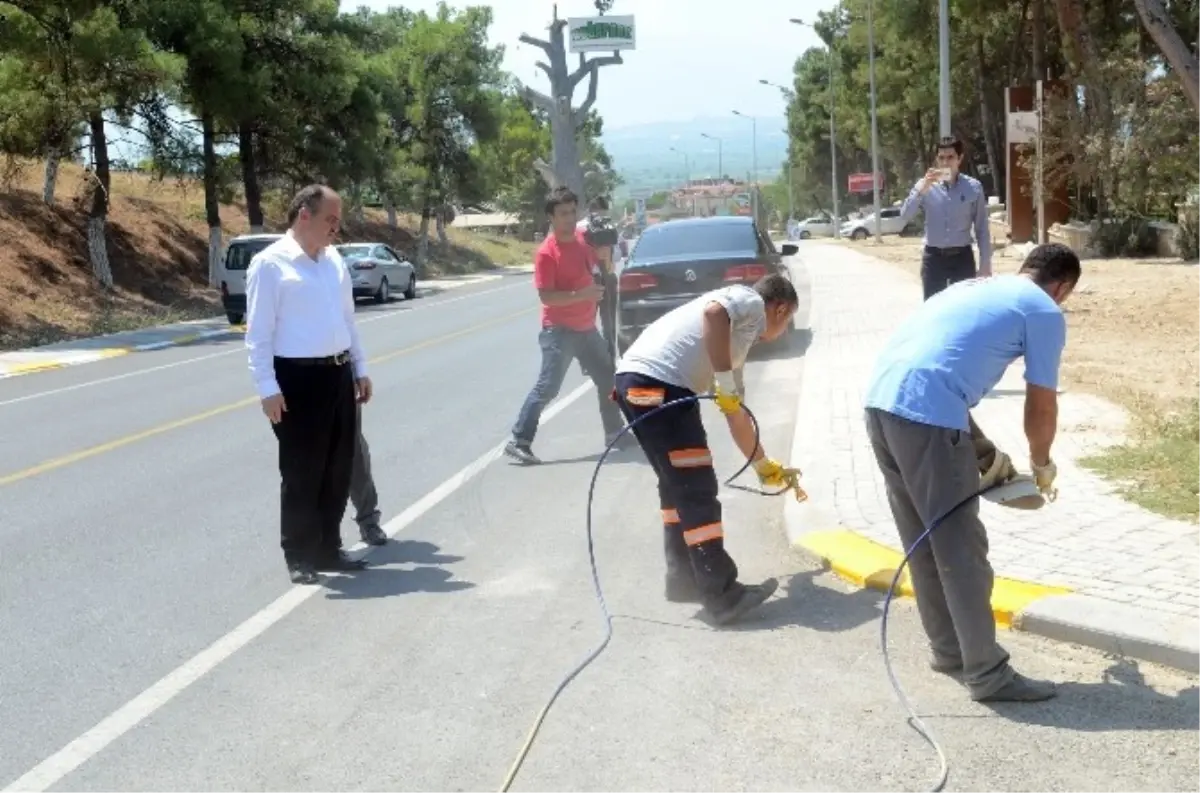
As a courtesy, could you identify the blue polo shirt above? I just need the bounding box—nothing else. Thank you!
[864,276,1066,431]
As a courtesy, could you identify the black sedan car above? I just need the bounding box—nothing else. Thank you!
[614,215,798,354]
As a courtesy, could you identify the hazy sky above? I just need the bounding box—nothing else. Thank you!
[347,0,839,130]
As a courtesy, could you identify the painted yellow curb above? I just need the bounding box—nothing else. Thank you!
[796,529,1071,629]
[7,348,130,375]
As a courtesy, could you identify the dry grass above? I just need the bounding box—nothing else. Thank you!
[0,160,535,350]
[840,235,1199,519]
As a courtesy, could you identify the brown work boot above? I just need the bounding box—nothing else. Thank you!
[708,578,779,626]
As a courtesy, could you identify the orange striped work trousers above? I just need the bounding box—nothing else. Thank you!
[612,371,740,605]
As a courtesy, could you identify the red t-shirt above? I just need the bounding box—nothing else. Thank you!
[534,230,599,331]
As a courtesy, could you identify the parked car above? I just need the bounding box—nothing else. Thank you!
[336,242,418,303]
[615,216,798,355]
[840,207,911,240]
[793,213,839,239]
[218,233,283,325]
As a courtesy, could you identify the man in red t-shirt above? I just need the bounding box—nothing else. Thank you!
[505,186,629,465]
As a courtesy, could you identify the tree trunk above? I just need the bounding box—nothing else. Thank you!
[975,36,1003,196]
[201,111,222,287]
[86,112,114,289]
[435,208,448,243]
[238,121,264,233]
[42,152,60,206]
[417,207,430,266]
[1132,0,1200,111]
[386,200,397,230]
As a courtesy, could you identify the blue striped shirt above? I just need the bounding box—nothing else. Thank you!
[899,173,993,274]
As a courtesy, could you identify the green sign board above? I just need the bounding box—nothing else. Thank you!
[568,15,636,53]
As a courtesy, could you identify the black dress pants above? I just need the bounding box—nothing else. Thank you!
[920,246,976,300]
[271,355,357,564]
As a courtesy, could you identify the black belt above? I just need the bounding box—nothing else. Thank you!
[924,245,972,256]
[277,350,351,366]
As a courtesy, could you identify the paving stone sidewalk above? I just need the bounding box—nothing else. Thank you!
[786,242,1199,671]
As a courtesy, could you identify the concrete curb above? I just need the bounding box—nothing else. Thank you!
[0,327,235,380]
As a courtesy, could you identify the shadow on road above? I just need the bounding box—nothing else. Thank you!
[322,539,474,601]
[984,658,1200,733]
[722,567,884,634]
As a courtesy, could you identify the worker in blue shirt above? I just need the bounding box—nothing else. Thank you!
[900,135,993,300]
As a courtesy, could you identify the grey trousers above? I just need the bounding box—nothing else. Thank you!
[349,407,381,529]
[864,408,1014,698]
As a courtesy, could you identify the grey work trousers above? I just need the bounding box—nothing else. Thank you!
[349,406,380,529]
[864,408,1014,698]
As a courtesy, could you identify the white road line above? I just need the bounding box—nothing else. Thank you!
[0,380,591,793]
[0,281,528,408]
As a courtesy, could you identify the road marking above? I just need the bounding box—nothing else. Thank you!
[0,281,528,408]
[0,307,535,487]
[0,381,591,793]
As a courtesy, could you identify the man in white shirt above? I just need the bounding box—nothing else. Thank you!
[245,184,373,585]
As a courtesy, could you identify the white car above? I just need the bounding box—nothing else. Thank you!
[793,214,839,239]
[336,243,418,303]
[841,207,910,240]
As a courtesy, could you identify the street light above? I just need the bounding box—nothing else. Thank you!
[669,146,694,215]
[758,80,796,221]
[732,110,758,220]
[700,132,723,180]
[789,18,840,238]
[866,0,883,242]
[939,0,951,135]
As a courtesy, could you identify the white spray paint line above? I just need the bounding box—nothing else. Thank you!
[0,281,528,408]
[0,380,591,793]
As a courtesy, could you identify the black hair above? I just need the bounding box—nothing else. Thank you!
[1019,242,1082,287]
[287,184,333,226]
[544,186,579,216]
[754,273,799,309]
[589,195,610,212]
[936,135,964,157]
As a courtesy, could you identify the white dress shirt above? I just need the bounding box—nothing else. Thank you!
[245,231,368,399]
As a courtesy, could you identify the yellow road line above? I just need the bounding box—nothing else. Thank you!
[0,308,534,488]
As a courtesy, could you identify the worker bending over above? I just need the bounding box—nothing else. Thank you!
[863,242,1080,702]
[613,274,801,626]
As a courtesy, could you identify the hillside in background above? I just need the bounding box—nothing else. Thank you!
[0,161,534,351]
[602,115,790,198]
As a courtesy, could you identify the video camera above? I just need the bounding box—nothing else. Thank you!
[582,213,619,249]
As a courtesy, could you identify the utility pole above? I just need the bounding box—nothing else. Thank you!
[701,132,723,180]
[733,110,758,222]
[938,0,951,136]
[868,0,882,242]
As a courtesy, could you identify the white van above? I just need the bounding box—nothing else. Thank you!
[218,233,282,325]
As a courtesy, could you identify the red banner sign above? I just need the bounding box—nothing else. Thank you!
[847,172,884,193]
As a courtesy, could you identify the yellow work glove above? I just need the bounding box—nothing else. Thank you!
[712,370,742,415]
[1031,458,1058,501]
[753,458,806,500]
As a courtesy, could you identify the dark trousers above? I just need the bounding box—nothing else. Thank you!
[598,273,618,361]
[512,326,624,445]
[349,405,380,529]
[863,408,1014,698]
[271,356,357,564]
[613,372,739,608]
[921,246,976,300]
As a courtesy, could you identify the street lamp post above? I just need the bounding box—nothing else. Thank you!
[758,80,797,222]
[732,110,758,220]
[700,132,723,180]
[938,0,951,136]
[670,146,694,215]
[867,0,882,242]
[789,18,839,238]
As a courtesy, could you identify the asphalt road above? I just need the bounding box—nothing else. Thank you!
[0,262,1196,792]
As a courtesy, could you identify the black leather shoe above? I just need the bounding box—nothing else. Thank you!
[315,550,368,572]
[288,562,320,585]
[360,523,388,546]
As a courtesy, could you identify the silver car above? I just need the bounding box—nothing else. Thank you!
[337,243,418,303]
